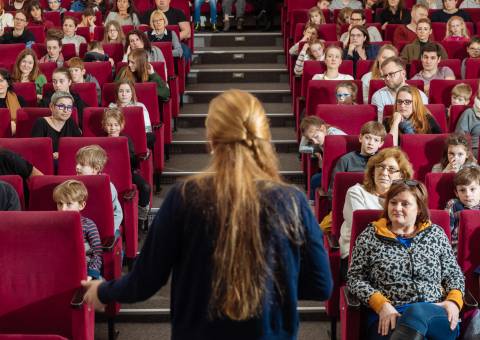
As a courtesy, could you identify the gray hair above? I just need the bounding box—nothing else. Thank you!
[50,91,74,106]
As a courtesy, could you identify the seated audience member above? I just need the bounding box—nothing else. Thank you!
[432,133,477,172]
[77,7,96,40]
[0,68,25,135]
[71,0,107,14]
[0,180,20,211]
[222,0,246,31]
[361,44,398,103]
[46,0,67,14]
[431,0,472,22]
[123,29,166,64]
[193,0,218,32]
[84,41,114,66]
[308,6,327,29]
[364,0,383,13]
[75,145,123,235]
[379,0,411,29]
[461,36,480,78]
[411,43,455,95]
[313,45,352,80]
[62,16,87,55]
[101,108,151,223]
[329,0,362,10]
[393,4,429,43]
[67,57,101,105]
[336,81,358,104]
[12,48,47,101]
[384,85,441,145]
[0,147,43,179]
[103,20,126,45]
[6,0,28,11]
[0,0,14,28]
[0,10,35,48]
[105,0,140,26]
[299,116,346,201]
[39,29,65,67]
[455,83,480,156]
[419,0,442,9]
[32,91,81,159]
[348,180,464,340]
[401,18,448,63]
[460,0,480,8]
[371,56,428,120]
[328,121,387,197]
[116,48,170,102]
[343,25,380,70]
[148,9,183,58]
[449,83,472,117]
[340,147,412,267]
[443,16,470,42]
[317,0,330,8]
[446,166,480,253]
[336,7,352,37]
[293,39,325,76]
[40,67,86,124]
[53,179,103,279]
[27,0,54,32]
[289,24,318,56]
[340,10,382,48]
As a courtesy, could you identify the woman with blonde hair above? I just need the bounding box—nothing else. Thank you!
[148,9,183,58]
[12,48,47,101]
[81,89,333,339]
[384,85,441,145]
[103,20,125,45]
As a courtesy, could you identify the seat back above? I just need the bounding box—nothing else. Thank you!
[306,80,364,113]
[43,11,61,26]
[0,108,12,138]
[465,58,480,79]
[0,211,93,339]
[83,62,113,88]
[70,82,98,107]
[383,104,447,133]
[425,172,455,209]
[399,134,448,181]
[315,104,377,135]
[368,79,424,103]
[408,59,462,79]
[0,175,24,209]
[457,210,480,299]
[151,42,176,78]
[15,108,51,138]
[0,44,25,69]
[38,62,56,82]
[356,60,374,79]
[301,60,354,98]
[316,23,338,41]
[448,105,470,133]
[439,40,469,60]
[28,25,46,43]
[101,43,124,63]
[429,79,479,106]
[0,138,54,175]
[12,82,37,107]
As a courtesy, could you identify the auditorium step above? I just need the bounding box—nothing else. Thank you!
[194,31,283,48]
[188,63,288,83]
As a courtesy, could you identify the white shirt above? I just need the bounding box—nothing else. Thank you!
[371,85,429,121]
[312,73,354,80]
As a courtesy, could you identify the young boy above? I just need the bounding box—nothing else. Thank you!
[84,41,114,66]
[445,166,480,253]
[328,121,386,195]
[462,36,480,78]
[455,82,480,157]
[46,0,67,14]
[53,179,103,279]
[67,57,101,105]
[449,83,472,118]
[75,145,123,235]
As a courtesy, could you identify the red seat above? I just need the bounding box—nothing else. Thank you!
[408,59,462,79]
[305,80,364,115]
[449,105,470,132]
[83,62,112,88]
[286,9,309,53]
[121,25,135,36]
[70,82,99,107]
[356,60,374,79]
[425,172,455,209]
[464,8,480,22]
[12,82,37,107]
[464,58,480,79]
[75,27,92,43]
[0,211,94,339]
[317,23,338,41]
[383,104,448,133]
[0,44,26,70]
[43,11,61,26]
[93,26,105,41]
[428,79,479,106]
[399,133,448,181]
[28,26,46,43]
[38,62,56,82]
[0,335,68,339]
[368,79,424,104]
[315,104,377,135]
[57,137,138,260]
[39,0,71,10]
[0,137,54,175]
[102,43,124,64]
[384,24,402,42]
[0,175,24,209]
[439,40,469,60]
[16,108,50,138]
[457,210,480,300]
[0,109,12,138]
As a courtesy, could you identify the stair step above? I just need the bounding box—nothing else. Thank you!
[193,46,284,64]
[189,63,288,83]
[194,31,283,48]
[180,102,292,115]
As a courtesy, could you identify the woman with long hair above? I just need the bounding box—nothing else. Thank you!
[12,48,47,101]
[81,89,333,339]
[103,20,126,45]
[343,25,380,70]
[122,29,165,64]
[104,0,140,26]
[384,85,441,145]
[27,0,54,32]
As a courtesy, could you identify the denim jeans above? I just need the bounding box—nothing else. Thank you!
[310,171,322,201]
[367,302,460,340]
[194,0,217,24]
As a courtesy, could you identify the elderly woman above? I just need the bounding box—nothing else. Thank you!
[339,147,413,263]
[384,85,441,146]
[148,10,183,58]
[348,180,464,339]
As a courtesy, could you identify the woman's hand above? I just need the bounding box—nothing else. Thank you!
[381,22,389,30]
[81,279,106,311]
[356,46,367,60]
[348,43,356,55]
[435,300,460,330]
[392,111,403,126]
[147,63,155,75]
[378,302,400,336]
[53,152,59,160]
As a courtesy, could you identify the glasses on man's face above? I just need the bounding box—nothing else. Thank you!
[381,69,403,79]
[336,93,352,99]
[396,99,413,106]
[375,164,400,174]
[55,104,74,112]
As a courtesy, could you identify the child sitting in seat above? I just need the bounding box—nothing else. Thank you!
[67,57,101,105]
[53,179,103,279]
[445,165,480,253]
[75,145,123,236]
[449,82,472,118]
[443,16,470,42]
[455,83,480,157]
[83,41,114,66]
[461,36,480,78]
[294,39,325,76]
[102,108,151,225]
[432,133,477,172]
[289,23,318,56]
[45,0,67,14]
[336,81,358,104]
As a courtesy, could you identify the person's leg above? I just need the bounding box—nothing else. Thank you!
[193,0,202,25]
[235,0,246,30]
[222,0,233,31]
[310,172,322,201]
[210,0,217,30]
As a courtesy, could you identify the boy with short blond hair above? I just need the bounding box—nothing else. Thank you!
[451,83,473,106]
[53,179,102,279]
[75,145,123,235]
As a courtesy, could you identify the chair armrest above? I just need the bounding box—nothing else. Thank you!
[464,289,478,309]
[168,75,176,81]
[343,287,361,309]
[122,189,137,201]
[295,74,301,79]
[71,287,85,309]
[101,234,120,252]
[136,149,151,161]
[326,231,339,250]
[152,122,163,130]
[298,96,305,102]
[316,187,328,198]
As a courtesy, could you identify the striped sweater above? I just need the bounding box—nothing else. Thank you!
[81,216,103,279]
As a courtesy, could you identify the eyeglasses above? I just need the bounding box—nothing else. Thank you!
[381,69,403,79]
[375,164,401,174]
[55,104,74,112]
[336,93,352,98]
[392,179,420,187]
[14,17,27,22]
[48,0,60,3]
[350,17,363,22]
[468,47,480,53]
[396,99,413,106]
[153,19,165,23]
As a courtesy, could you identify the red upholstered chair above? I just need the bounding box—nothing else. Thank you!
[43,11,61,26]
[399,133,448,181]
[28,25,46,43]
[465,8,480,22]
[449,105,470,132]
[465,58,480,79]
[70,82,99,107]
[425,172,455,209]
[0,175,24,209]
[83,62,113,88]
[121,25,135,35]
[0,138,54,175]
[93,25,104,41]
[428,79,479,106]
[57,137,138,260]
[457,210,480,300]
[0,211,94,339]
[0,335,68,339]
[368,79,424,104]
[286,9,309,53]
[356,60,374,79]
[317,24,338,41]
[75,27,92,43]
[384,24,402,41]
[315,104,377,135]
[0,44,25,69]
[383,104,448,133]
[439,40,469,59]
[102,43,124,64]
[14,108,76,138]
[12,82,38,107]
[28,175,123,336]
[0,109,12,138]
[305,80,364,114]
[408,59,462,79]
[62,43,77,59]
[38,62,56,82]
